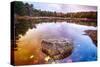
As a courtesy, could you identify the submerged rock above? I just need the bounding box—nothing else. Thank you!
[41,39,73,60]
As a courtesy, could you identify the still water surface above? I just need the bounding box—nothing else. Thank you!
[15,21,97,64]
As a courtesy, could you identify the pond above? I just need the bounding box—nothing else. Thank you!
[14,20,97,65]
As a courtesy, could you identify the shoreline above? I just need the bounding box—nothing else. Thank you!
[84,30,97,47]
[16,16,97,22]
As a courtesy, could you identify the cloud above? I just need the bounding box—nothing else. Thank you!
[32,2,97,13]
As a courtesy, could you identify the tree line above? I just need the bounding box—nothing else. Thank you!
[13,1,97,19]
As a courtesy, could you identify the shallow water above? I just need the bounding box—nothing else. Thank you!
[15,22,97,64]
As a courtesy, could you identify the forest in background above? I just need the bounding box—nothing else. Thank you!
[13,1,97,19]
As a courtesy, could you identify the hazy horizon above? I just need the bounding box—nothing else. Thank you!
[27,2,97,13]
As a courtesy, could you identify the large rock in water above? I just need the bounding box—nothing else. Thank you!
[41,39,73,60]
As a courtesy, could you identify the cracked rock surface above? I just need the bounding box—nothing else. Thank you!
[41,39,73,60]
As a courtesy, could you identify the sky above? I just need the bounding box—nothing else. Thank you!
[27,2,97,13]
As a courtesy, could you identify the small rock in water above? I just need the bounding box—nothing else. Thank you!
[41,39,74,60]
[84,30,97,46]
